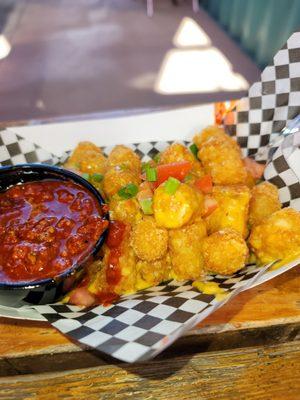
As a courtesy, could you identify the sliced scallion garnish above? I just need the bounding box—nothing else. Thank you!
[153,153,161,164]
[82,173,90,180]
[145,166,157,182]
[139,198,153,214]
[189,143,198,159]
[164,177,180,195]
[118,183,138,199]
[91,173,104,182]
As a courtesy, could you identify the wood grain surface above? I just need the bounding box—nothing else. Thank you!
[1,341,300,400]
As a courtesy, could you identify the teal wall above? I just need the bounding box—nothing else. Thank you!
[201,0,300,68]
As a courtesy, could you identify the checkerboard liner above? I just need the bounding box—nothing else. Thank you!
[0,31,300,362]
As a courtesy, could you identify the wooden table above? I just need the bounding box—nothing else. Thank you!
[0,114,300,400]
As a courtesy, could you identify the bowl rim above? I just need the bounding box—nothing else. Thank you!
[0,163,109,290]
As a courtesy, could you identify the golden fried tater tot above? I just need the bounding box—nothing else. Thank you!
[203,229,249,275]
[136,254,171,290]
[249,182,281,227]
[198,136,247,185]
[109,197,142,225]
[160,143,195,165]
[115,237,137,295]
[106,145,141,173]
[103,167,140,198]
[206,185,250,238]
[131,217,168,261]
[65,141,107,174]
[169,217,207,280]
[160,143,204,178]
[249,208,300,264]
[153,183,200,228]
[193,125,240,152]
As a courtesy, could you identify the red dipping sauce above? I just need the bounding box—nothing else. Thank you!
[0,180,108,283]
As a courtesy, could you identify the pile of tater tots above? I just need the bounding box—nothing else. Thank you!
[64,126,300,306]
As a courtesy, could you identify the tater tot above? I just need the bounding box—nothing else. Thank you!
[109,197,142,225]
[131,217,168,261]
[203,229,249,275]
[153,183,200,228]
[249,208,300,264]
[103,167,140,198]
[206,185,250,238]
[198,135,247,185]
[106,145,141,173]
[136,254,171,290]
[249,182,281,226]
[193,125,240,152]
[92,230,137,296]
[65,141,107,174]
[159,143,204,178]
[115,238,137,295]
[169,218,207,280]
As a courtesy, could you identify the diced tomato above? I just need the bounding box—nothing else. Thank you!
[194,175,213,194]
[203,196,218,217]
[69,287,96,307]
[244,157,265,180]
[154,161,192,187]
[106,221,126,248]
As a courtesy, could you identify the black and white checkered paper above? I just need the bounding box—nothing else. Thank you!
[0,31,300,362]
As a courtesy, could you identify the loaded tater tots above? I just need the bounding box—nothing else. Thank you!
[196,127,247,185]
[65,141,107,174]
[106,145,141,173]
[248,182,281,227]
[206,185,250,238]
[109,196,142,225]
[203,229,249,275]
[63,130,300,306]
[169,217,207,280]
[103,168,140,198]
[131,217,168,261]
[249,208,300,264]
[159,143,204,178]
[136,255,171,290]
[153,182,200,228]
[194,125,240,152]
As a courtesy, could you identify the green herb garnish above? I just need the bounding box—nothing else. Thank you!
[91,173,104,182]
[118,183,138,199]
[164,177,180,195]
[82,173,90,180]
[139,198,153,214]
[145,166,157,182]
[189,143,198,159]
[153,153,161,164]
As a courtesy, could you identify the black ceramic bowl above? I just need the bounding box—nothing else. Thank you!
[0,164,109,307]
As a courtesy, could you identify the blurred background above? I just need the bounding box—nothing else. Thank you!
[0,0,299,122]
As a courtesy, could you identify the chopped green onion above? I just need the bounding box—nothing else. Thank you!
[118,183,138,199]
[164,177,180,195]
[91,173,104,182]
[119,164,128,171]
[82,173,90,180]
[153,153,161,164]
[146,166,157,182]
[141,162,150,173]
[139,198,153,215]
[189,143,198,159]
